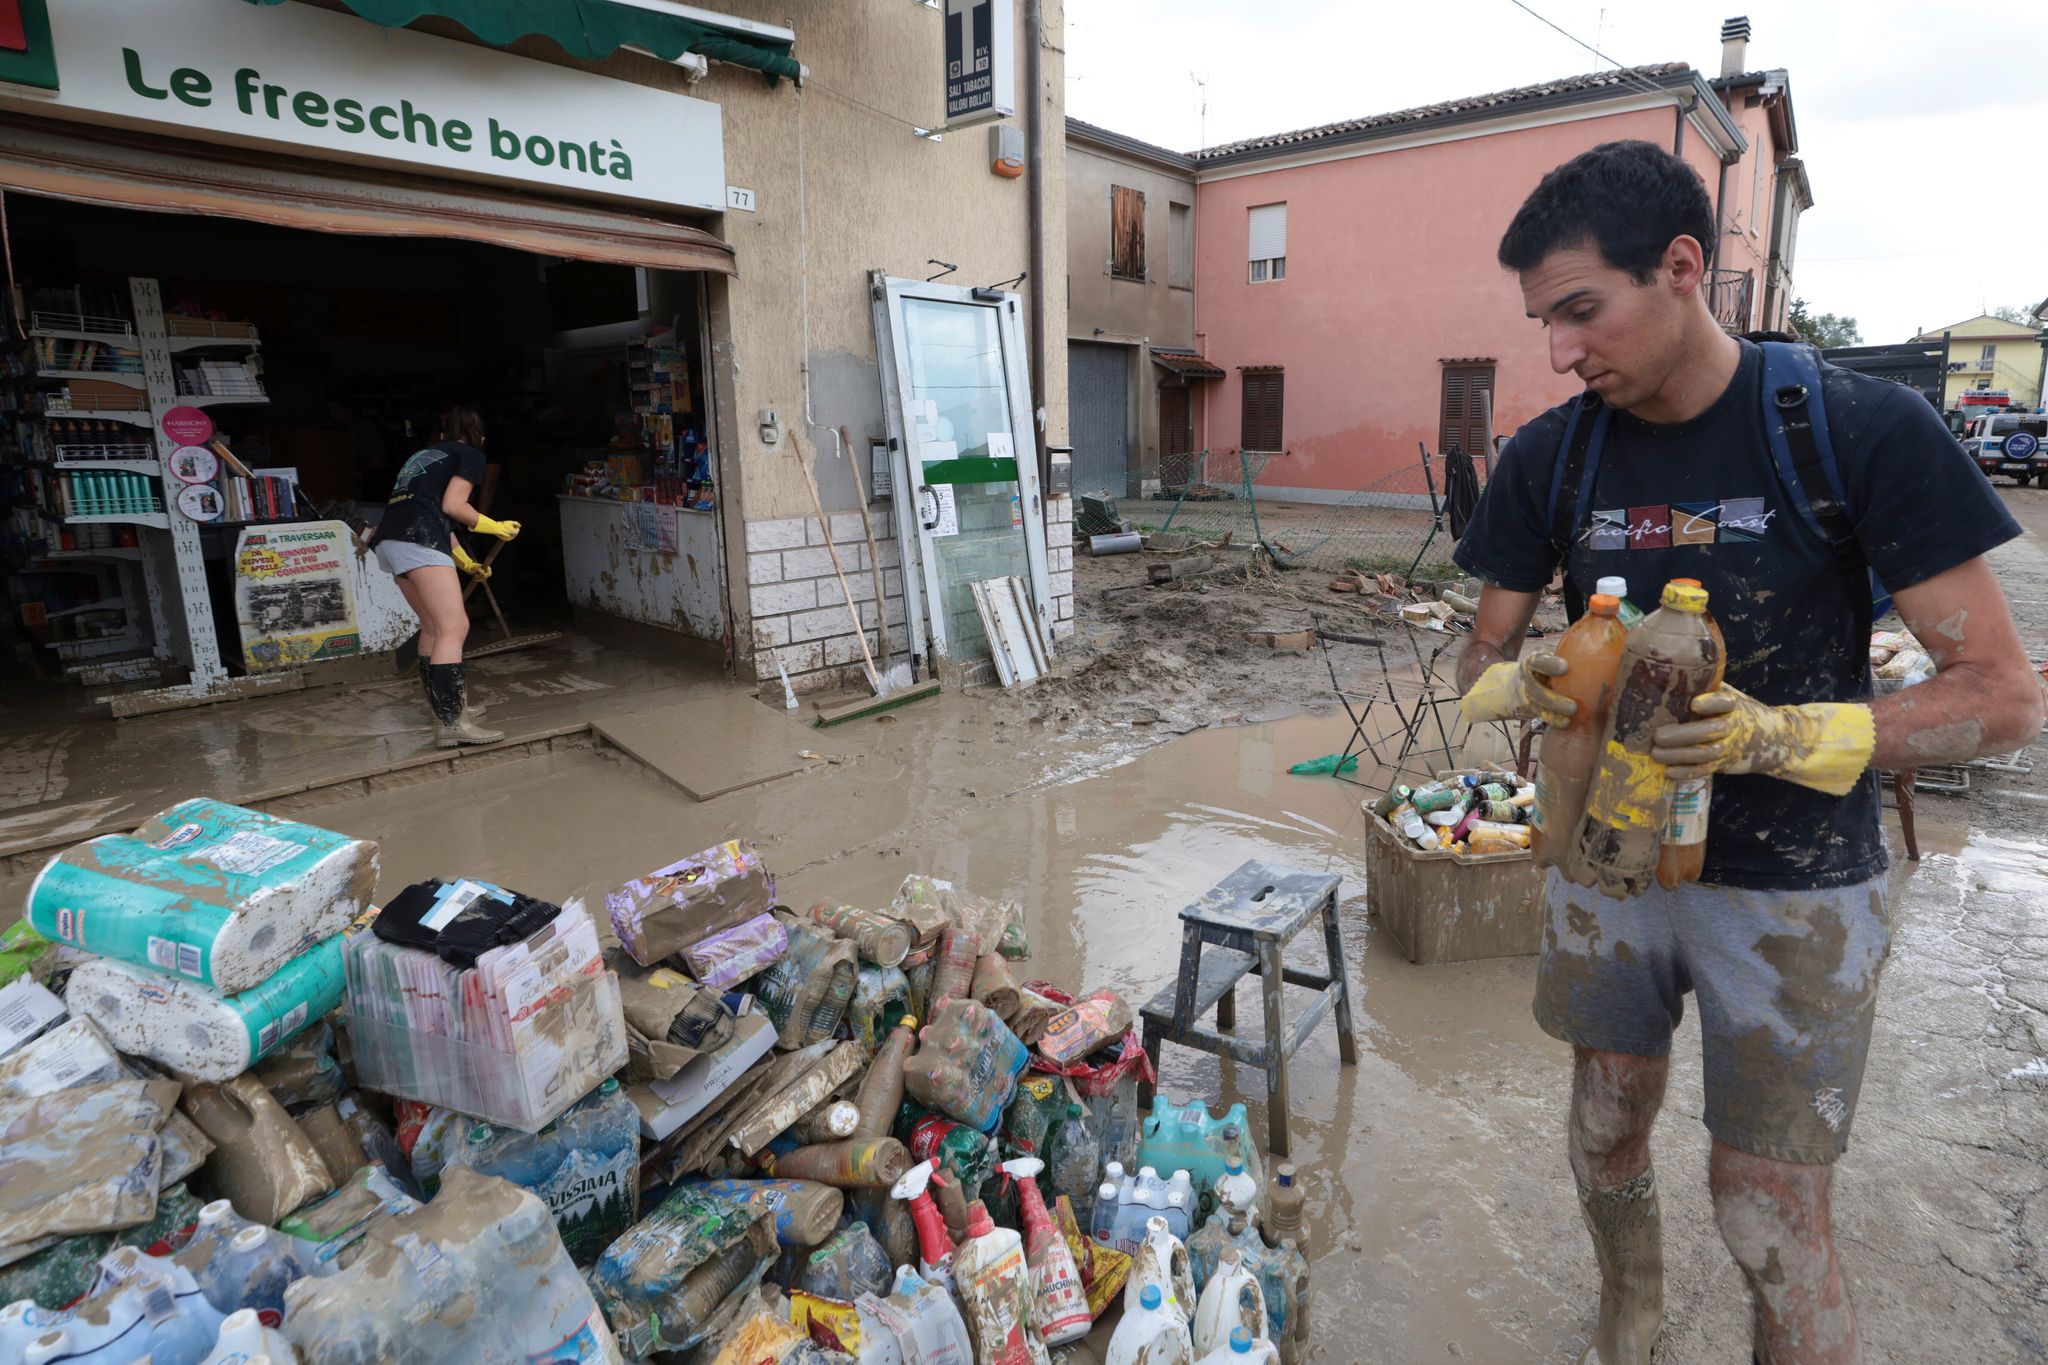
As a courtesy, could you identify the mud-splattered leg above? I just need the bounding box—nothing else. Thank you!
[1570,1046,1668,1365]
[1709,1140,1857,1364]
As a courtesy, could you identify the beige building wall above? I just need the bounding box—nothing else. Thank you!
[444,0,1068,687]
[1916,316,2046,409]
[1066,129,1198,487]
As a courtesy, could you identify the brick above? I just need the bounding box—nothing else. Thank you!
[1055,596,1073,621]
[824,633,880,667]
[1048,571,1073,598]
[818,575,877,607]
[745,517,809,552]
[771,641,824,674]
[883,567,903,597]
[830,512,867,544]
[780,546,838,580]
[1052,619,1076,641]
[806,517,832,546]
[750,617,790,649]
[749,580,817,615]
[747,552,784,586]
[788,606,855,643]
[1049,546,1072,572]
[874,539,902,567]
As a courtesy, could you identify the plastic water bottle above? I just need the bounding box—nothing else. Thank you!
[198,1226,313,1321]
[1046,1104,1101,1225]
[201,1307,299,1363]
[1090,1180,1121,1247]
[1,1301,72,1360]
[1162,1170,1197,1241]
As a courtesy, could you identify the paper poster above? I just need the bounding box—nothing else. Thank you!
[659,506,679,556]
[633,501,664,552]
[232,521,360,673]
[920,484,959,538]
[986,432,1015,463]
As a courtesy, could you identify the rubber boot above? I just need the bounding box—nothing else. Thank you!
[1577,1169,1664,1364]
[422,653,485,720]
[427,662,502,748]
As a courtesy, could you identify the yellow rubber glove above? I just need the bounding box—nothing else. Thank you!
[1651,685,1875,796]
[1459,654,1575,728]
[472,514,521,542]
[451,544,491,581]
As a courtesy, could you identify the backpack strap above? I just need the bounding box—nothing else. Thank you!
[1546,392,1609,619]
[1759,341,1887,630]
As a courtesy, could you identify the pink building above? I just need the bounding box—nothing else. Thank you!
[1177,20,1808,499]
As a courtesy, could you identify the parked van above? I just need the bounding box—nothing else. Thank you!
[1962,412,2047,486]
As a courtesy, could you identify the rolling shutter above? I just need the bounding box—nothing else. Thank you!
[1247,203,1287,262]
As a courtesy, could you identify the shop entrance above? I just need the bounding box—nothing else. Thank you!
[0,193,728,720]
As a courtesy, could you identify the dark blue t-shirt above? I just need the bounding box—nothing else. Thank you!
[1454,341,2021,890]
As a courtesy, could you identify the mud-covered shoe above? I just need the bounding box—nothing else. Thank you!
[433,708,503,748]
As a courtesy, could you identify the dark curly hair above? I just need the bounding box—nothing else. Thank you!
[1498,140,1716,284]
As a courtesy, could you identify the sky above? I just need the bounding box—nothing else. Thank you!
[1064,0,2048,345]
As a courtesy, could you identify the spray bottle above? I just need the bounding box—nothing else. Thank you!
[1000,1157,1093,1347]
[890,1159,958,1292]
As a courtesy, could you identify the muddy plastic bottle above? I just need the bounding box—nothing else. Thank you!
[1655,578,1727,890]
[1193,1250,1267,1359]
[808,903,914,968]
[1570,582,1723,898]
[1126,1216,1195,1324]
[1197,1326,1280,1365]
[1596,574,1644,629]
[951,1199,1051,1365]
[801,1223,893,1302]
[855,1016,918,1138]
[901,998,1029,1133]
[891,1160,958,1290]
[1002,1158,1092,1346]
[1107,1283,1193,1365]
[1046,1104,1102,1226]
[1258,1164,1305,1255]
[926,926,982,1013]
[849,965,914,1048]
[200,1307,298,1364]
[764,1136,911,1189]
[1214,1156,1259,1222]
[1533,592,1628,871]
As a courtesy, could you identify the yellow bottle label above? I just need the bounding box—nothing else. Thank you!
[1584,740,1664,829]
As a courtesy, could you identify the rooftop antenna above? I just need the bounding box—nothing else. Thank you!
[1190,71,1207,153]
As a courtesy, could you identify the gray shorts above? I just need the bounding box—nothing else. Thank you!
[373,539,455,577]
[1534,867,1892,1163]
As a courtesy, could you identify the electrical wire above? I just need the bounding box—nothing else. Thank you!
[805,77,940,134]
[1503,0,1690,108]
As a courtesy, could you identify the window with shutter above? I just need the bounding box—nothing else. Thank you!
[1111,185,1146,281]
[1438,364,1495,456]
[1168,203,1193,290]
[1241,370,1284,451]
[1247,203,1287,284]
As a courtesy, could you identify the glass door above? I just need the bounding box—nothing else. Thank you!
[872,274,1050,670]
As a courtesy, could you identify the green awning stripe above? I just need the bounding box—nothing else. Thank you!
[240,0,801,84]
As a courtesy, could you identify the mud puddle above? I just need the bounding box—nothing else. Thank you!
[294,707,1580,1360]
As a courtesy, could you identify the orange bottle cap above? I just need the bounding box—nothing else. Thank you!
[1588,593,1620,614]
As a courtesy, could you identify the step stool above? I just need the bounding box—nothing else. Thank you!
[1138,860,1359,1157]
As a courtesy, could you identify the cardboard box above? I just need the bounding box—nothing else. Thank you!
[629,1009,775,1141]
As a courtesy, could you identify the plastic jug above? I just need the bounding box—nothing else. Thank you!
[37,1273,224,1365]
[1533,591,1627,872]
[1570,582,1723,897]
[201,1307,300,1363]
[1256,1238,1308,1356]
[861,1266,973,1365]
[1106,1283,1193,1365]
[1126,1216,1194,1324]
[1213,1155,1259,1222]
[1258,1165,1305,1256]
[902,999,1030,1133]
[1046,1104,1102,1226]
[1137,1098,1263,1223]
[1196,1326,1279,1365]
[190,1225,314,1322]
[1192,1250,1267,1358]
[1001,1158,1092,1347]
[848,965,914,1048]
[1186,1210,1267,1302]
[1,1302,74,1360]
[950,1200,1050,1365]
[441,1076,640,1265]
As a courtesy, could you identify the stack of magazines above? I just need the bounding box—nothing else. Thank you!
[341,880,625,1132]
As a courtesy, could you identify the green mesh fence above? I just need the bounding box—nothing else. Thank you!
[1128,447,1489,582]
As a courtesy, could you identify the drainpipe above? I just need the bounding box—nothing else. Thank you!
[1025,0,1048,487]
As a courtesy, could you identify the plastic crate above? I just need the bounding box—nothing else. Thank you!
[1363,778,1543,965]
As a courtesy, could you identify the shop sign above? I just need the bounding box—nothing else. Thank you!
[7,0,724,212]
[944,0,1014,129]
[233,522,360,673]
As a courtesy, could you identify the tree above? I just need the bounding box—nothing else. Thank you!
[1787,298,1861,347]
[1988,303,2044,326]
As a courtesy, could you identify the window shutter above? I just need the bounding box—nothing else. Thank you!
[1111,185,1147,280]
[1241,371,1284,451]
[1247,203,1288,262]
[1439,365,1495,454]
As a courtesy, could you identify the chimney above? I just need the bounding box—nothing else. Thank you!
[1720,16,1751,78]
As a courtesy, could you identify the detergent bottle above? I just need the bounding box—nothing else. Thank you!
[1186,1209,1267,1301]
[201,1308,299,1363]
[862,1265,973,1365]
[1000,1158,1092,1347]
[1192,1250,1267,1358]
[1106,1284,1193,1365]
[950,1200,1049,1365]
[1126,1216,1195,1324]
[1213,1155,1259,1222]
[890,1160,958,1291]
[1196,1326,1280,1365]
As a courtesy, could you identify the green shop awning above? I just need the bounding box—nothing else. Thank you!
[240,0,802,84]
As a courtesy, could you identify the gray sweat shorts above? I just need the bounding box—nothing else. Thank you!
[1534,867,1892,1164]
[373,539,455,577]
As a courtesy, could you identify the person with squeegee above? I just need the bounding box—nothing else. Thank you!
[368,403,520,747]
[1451,140,2041,1363]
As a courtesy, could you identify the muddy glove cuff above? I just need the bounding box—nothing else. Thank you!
[1460,655,1576,729]
[1652,687,1874,797]
[472,514,520,541]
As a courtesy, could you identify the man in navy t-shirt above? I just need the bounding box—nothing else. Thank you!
[1453,141,2042,1364]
